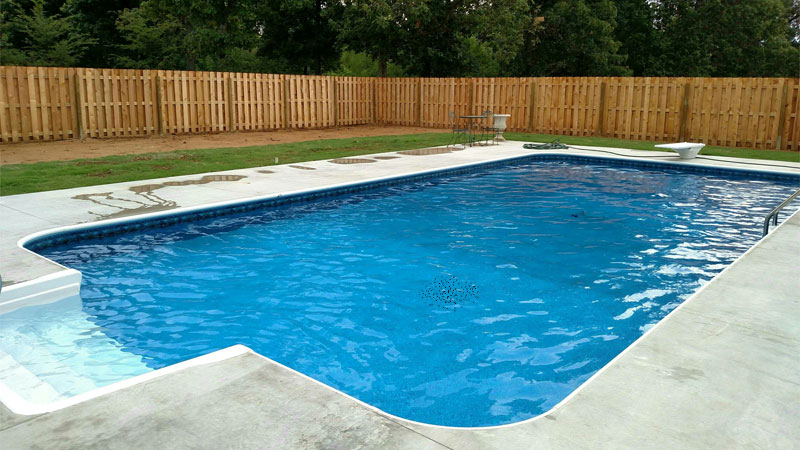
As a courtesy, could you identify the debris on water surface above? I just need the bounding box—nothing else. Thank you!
[419,275,479,311]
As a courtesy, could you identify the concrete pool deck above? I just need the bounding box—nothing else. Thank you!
[1,141,799,448]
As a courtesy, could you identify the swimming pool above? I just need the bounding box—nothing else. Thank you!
[3,155,799,426]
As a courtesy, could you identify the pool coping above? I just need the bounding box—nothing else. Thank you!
[1,143,799,447]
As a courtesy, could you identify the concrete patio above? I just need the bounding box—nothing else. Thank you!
[1,141,799,449]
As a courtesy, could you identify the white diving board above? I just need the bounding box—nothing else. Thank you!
[654,142,706,159]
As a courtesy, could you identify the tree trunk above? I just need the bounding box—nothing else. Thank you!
[378,57,387,77]
[186,51,196,71]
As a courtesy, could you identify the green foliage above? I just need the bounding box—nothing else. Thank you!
[793,0,800,34]
[460,38,502,77]
[256,0,342,74]
[115,5,183,69]
[115,0,261,71]
[61,0,140,67]
[0,26,27,66]
[504,0,544,75]
[614,0,663,75]
[0,0,797,77]
[338,0,532,76]
[0,0,95,66]
[531,0,631,76]
[327,50,407,77]
[655,0,799,77]
[472,0,533,68]
[337,0,424,75]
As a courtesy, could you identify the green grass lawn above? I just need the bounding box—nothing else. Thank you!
[0,133,453,196]
[1,132,797,196]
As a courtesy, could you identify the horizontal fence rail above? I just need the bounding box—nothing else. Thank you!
[1,66,798,151]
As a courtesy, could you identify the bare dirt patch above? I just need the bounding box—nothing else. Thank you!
[0,125,445,165]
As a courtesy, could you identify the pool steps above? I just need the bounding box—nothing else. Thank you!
[0,269,82,314]
[0,351,64,404]
[0,339,103,405]
[0,340,149,408]
[0,345,250,415]
[0,295,151,406]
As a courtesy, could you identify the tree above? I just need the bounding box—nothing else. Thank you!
[655,0,799,77]
[327,50,407,76]
[459,0,533,76]
[531,0,631,76]
[0,0,95,66]
[115,0,261,71]
[115,4,184,69]
[614,0,664,75]
[504,0,544,76]
[1,0,796,77]
[62,0,140,67]
[256,0,342,74]
[339,0,531,77]
[338,0,422,76]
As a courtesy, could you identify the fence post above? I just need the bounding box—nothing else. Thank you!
[527,79,537,132]
[775,81,789,150]
[226,75,235,131]
[332,77,339,127]
[155,74,165,136]
[468,78,475,114]
[416,78,422,126]
[597,80,607,137]
[371,78,377,125]
[282,76,290,129]
[678,82,691,141]
[72,70,85,139]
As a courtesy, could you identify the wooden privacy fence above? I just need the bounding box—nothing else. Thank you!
[528,77,799,150]
[0,67,375,143]
[1,66,798,151]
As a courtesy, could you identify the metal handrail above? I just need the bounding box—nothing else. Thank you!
[763,187,800,236]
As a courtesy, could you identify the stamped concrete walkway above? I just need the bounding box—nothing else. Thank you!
[1,142,799,449]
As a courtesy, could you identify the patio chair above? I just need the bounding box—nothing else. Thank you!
[480,110,499,146]
[447,111,469,149]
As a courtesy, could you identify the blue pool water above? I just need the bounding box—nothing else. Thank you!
[3,156,800,426]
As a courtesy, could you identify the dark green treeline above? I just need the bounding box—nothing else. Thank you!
[1,0,798,77]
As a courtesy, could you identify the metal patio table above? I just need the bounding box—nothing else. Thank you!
[460,115,488,146]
